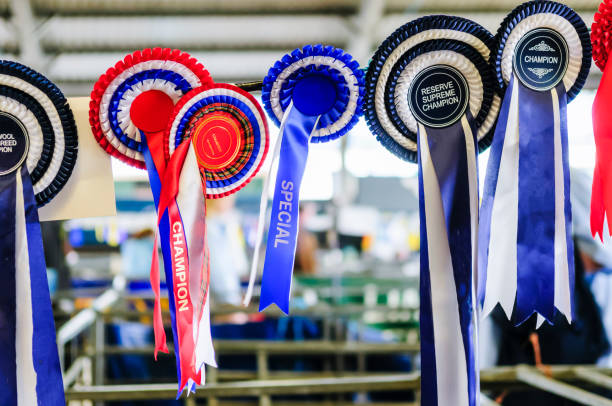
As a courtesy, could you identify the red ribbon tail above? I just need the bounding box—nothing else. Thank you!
[591,165,605,241]
[150,232,168,359]
[157,141,192,226]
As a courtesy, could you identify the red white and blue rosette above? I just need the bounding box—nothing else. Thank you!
[154,84,269,389]
[0,61,76,406]
[245,45,364,313]
[89,48,212,168]
[364,16,500,163]
[89,49,214,395]
[590,1,612,243]
[166,83,269,199]
[364,18,499,406]
[479,1,590,328]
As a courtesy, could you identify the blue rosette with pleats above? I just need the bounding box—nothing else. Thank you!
[479,1,591,328]
[363,16,500,406]
[245,44,364,313]
[364,15,499,163]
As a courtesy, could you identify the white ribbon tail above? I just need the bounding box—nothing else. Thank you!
[419,124,469,406]
[552,87,572,323]
[243,102,292,306]
[483,81,520,319]
[15,172,38,406]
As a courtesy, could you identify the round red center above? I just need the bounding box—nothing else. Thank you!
[192,113,241,170]
[130,90,175,133]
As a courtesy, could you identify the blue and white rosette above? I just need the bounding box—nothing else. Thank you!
[365,19,499,406]
[0,61,77,406]
[365,15,500,163]
[479,1,591,327]
[244,45,364,313]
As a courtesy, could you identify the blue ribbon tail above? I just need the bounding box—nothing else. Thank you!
[515,84,557,324]
[22,166,65,404]
[259,104,318,314]
[0,171,18,406]
[418,115,478,406]
[142,133,182,385]
[0,167,65,405]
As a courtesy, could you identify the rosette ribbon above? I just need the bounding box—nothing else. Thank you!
[89,48,214,394]
[478,1,591,326]
[244,45,364,313]
[0,61,77,405]
[591,0,612,239]
[161,83,269,388]
[365,17,501,406]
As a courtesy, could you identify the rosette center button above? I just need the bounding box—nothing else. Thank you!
[192,113,242,170]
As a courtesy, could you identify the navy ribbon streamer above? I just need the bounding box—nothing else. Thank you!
[259,104,317,313]
[141,133,183,385]
[418,114,477,406]
[0,166,65,405]
[479,77,575,325]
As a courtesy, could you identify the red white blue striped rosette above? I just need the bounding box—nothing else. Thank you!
[153,83,269,388]
[166,83,269,199]
[364,17,499,406]
[479,1,590,328]
[244,45,364,313]
[89,49,213,395]
[0,61,77,406]
[89,48,212,168]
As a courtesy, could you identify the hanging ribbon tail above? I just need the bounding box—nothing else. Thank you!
[591,164,605,241]
[157,140,214,395]
[417,115,478,406]
[243,126,284,307]
[480,76,574,326]
[142,132,170,359]
[174,144,216,372]
[514,83,567,325]
[150,232,169,358]
[479,76,518,316]
[258,103,318,314]
[592,59,612,239]
[142,131,182,384]
[0,167,65,406]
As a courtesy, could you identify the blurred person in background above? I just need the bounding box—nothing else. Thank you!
[207,194,248,306]
[41,221,72,294]
[295,203,319,275]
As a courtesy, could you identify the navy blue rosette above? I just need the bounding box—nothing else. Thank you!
[364,18,500,406]
[245,45,364,313]
[479,1,591,327]
[0,61,77,406]
[365,15,499,163]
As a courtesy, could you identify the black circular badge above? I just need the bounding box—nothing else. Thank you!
[408,65,470,128]
[513,28,568,91]
[0,112,28,176]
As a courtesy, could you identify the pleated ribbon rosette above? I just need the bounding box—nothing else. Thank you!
[0,61,78,406]
[89,48,215,394]
[159,83,269,390]
[479,1,591,327]
[243,44,364,314]
[364,16,500,406]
